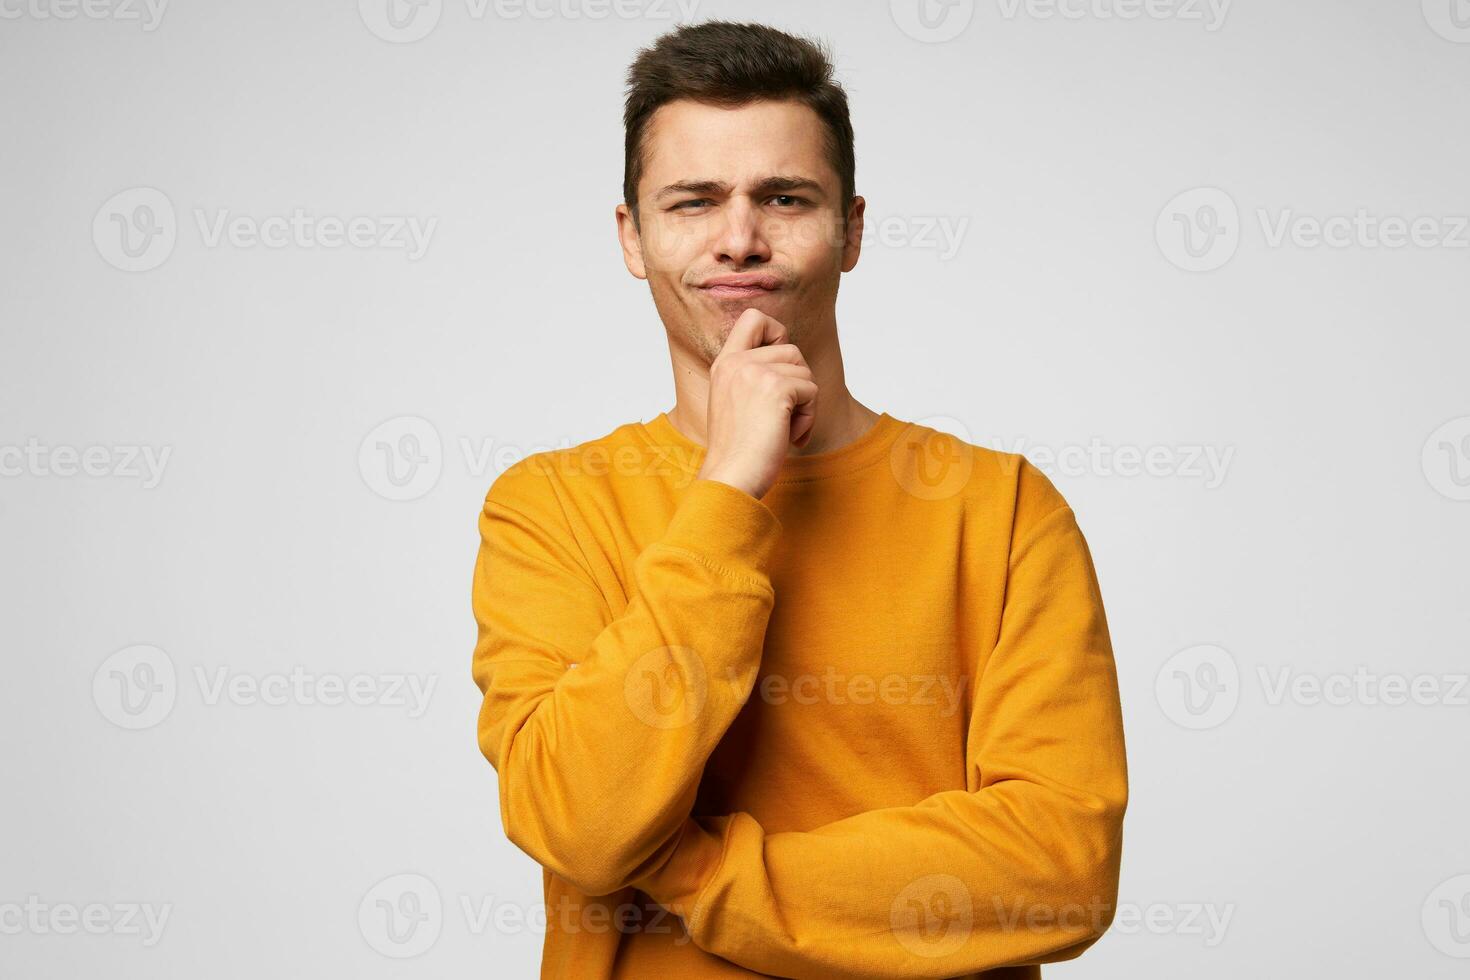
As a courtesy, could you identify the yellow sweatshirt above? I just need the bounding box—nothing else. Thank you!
[471,410,1128,979]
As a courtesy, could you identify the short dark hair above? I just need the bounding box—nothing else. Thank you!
[622,20,856,231]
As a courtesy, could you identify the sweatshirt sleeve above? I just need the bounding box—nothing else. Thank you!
[631,483,1129,978]
[472,460,782,898]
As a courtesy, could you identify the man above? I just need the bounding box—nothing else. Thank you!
[471,20,1127,979]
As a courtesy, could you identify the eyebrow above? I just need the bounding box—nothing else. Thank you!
[652,175,827,203]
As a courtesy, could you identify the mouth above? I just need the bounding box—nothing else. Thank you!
[700,284,779,300]
[696,274,783,301]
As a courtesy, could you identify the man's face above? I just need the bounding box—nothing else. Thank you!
[616,98,863,363]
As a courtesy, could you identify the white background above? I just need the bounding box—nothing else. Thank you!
[3,0,1468,976]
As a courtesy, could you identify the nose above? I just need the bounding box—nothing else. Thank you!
[712,196,772,265]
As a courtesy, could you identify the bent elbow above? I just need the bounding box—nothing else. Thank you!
[511,830,646,897]
[1067,794,1127,943]
[1035,788,1127,955]
[500,792,654,897]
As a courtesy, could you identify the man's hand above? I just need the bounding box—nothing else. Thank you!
[696,308,818,499]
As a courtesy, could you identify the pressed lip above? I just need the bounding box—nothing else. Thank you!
[701,284,778,298]
[697,274,783,290]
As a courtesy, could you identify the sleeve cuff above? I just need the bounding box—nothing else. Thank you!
[659,478,783,582]
[632,814,731,923]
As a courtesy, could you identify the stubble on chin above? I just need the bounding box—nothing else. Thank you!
[657,279,802,364]
[700,299,803,360]
[676,297,741,364]
[688,319,725,365]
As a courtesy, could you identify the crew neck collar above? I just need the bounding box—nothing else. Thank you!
[636,409,905,484]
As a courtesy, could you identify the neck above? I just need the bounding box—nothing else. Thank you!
[664,319,879,455]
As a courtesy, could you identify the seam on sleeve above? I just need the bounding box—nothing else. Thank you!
[1007,503,1075,574]
[484,493,606,604]
[539,465,607,601]
[686,815,739,938]
[978,502,1082,698]
[651,543,774,597]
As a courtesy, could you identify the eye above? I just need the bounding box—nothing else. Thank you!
[770,195,807,207]
[671,199,709,211]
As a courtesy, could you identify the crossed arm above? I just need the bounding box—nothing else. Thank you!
[472,458,1128,978]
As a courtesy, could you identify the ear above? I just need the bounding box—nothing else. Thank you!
[615,203,647,280]
[840,195,865,273]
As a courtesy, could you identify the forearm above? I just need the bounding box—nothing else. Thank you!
[636,777,1124,979]
[476,476,782,896]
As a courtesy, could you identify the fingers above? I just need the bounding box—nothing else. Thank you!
[759,362,813,378]
[725,357,812,394]
[708,306,818,456]
[787,379,819,446]
[741,343,809,368]
[720,307,789,355]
